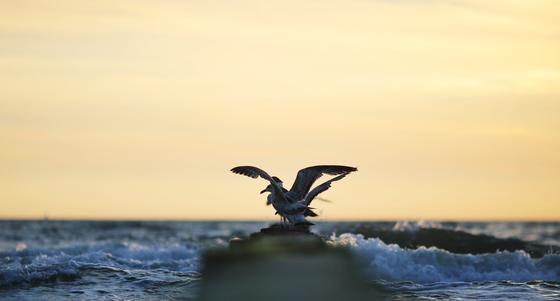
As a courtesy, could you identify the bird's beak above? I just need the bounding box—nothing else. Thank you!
[260,189,267,194]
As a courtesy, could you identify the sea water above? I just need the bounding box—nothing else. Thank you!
[1,221,559,300]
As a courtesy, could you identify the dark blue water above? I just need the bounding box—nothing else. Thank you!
[1,221,559,300]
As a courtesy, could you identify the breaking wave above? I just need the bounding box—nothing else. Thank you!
[330,233,560,283]
[0,242,200,287]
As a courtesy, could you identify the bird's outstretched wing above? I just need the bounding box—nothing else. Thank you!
[286,165,357,201]
[304,173,349,206]
[231,166,274,181]
[231,166,288,203]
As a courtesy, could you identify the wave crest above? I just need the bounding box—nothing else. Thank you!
[330,233,560,283]
[0,242,199,287]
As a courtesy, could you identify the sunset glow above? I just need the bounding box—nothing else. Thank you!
[1,0,559,220]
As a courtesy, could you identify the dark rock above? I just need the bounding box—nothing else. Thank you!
[348,225,559,257]
[229,223,321,250]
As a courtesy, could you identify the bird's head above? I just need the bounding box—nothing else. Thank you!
[260,184,272,194]
[260,176,283,194]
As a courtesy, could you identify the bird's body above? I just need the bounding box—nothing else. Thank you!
[231,165,357,226]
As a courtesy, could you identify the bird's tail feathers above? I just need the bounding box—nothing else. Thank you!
[304,208,319,217]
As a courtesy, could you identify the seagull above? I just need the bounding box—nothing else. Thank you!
[231,165,357,226]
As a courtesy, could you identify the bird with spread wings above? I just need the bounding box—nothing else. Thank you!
[231,165,357,226]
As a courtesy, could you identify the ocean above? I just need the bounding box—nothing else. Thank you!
[1,220,559,300]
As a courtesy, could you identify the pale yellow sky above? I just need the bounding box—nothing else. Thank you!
[1,0,559,220]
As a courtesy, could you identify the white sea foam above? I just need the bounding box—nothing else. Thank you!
[392,220,443,232]
[330,233,560,283]
[0,242,200,287]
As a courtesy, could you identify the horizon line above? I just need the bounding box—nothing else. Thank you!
[1,217,559,223]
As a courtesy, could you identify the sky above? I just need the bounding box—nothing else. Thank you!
[1,0,559,220]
